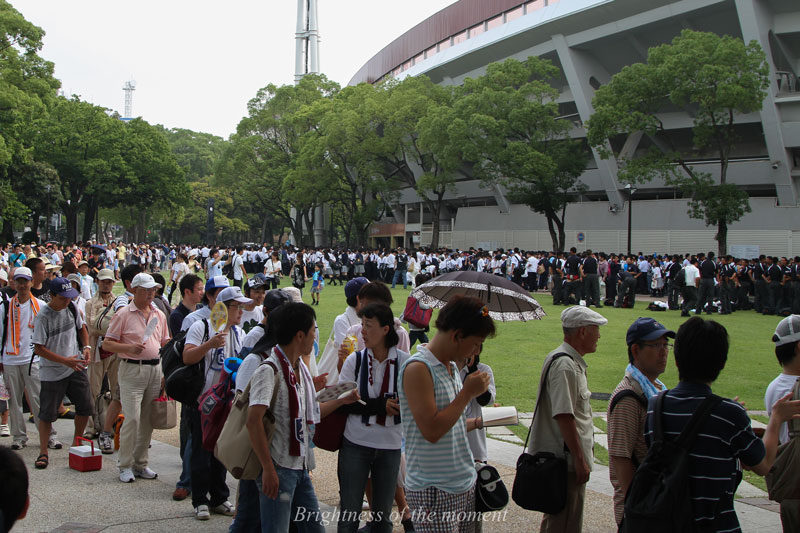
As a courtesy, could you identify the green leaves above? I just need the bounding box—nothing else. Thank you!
[587,30,769,255]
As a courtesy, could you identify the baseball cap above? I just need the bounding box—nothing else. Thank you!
[264,289,291,312]
[96,269,116,282]
[205,275,229,291]
[0,270,7,282]
[773,315,800,347]
[50,277,79,299]
[560,306,608,328]
[77,260,88,267]
[217,286,253,305]
[67,273,83,286]
[626,317,675,346]
[345,277,369,300]
[282,286,303,303]
[13,267,32,280]
[131,273,162,289]
[247,276,266,289]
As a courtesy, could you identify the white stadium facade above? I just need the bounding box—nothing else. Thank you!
[349,0,800,257]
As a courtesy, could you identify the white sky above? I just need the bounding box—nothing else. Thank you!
[10,0,458,138]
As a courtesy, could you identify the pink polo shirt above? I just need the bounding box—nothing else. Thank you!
[105,302,170,360]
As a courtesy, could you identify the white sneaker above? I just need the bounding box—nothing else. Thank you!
[47,438,63,450]
[0,424,10,437]
[119,468,135,483]
[133,466,157,479]
[210,501,235,516]
[195,505,210,520]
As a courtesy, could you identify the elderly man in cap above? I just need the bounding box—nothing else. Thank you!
[31,276,94,469]
[607,317,674,526]
[85,268,122,448]
[527,306,607,533]
[101,273,171,483]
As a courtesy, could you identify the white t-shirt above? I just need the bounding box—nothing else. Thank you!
[339,347,409,450]
[765,373,799,444]
[240,306,264,335]
[185,320,243,396]
[0,297,47,365]
[171,261,188,283]
[207,258,223,278]
[684,264,700,288]
[233,254,245,280]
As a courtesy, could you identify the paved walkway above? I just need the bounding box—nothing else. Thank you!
[9,415,782,533]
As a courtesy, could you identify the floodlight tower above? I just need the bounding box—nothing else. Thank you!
[122,80,136,119]
[294,0,320,84]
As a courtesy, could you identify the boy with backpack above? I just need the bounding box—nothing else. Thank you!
[607,318,674,526]
[623,317,800,532]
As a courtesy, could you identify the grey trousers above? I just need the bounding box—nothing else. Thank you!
[2,362,55,444]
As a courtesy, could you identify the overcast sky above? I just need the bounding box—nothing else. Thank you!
[11,0,457,138]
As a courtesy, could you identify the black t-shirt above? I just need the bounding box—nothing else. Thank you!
[565,254,581,276]
[31,281,52,303]
[397,254,408,269]
[699,259,717,279]
[582,256,598,275]
[87,256,105,278]
[668,262,682,279]
[169,302,192,337]
[768,264,783,282]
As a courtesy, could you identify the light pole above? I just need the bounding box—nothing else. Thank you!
[625,184,637,256]
[45,184,51,241]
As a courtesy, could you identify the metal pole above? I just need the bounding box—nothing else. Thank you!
[45,185,51,241]
[627,189,633,256]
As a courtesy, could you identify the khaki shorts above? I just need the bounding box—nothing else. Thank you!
[89,353,121,402]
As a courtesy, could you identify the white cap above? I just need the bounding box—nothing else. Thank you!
[282,286,303,303]
[773,315,800,347]
[13,267,32,280]
[131,273,162,289]
[0,270,7,282]
[561,306,608,328]
[216,286,253,305]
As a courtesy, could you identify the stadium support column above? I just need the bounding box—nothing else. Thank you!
[552,34,624,210]
[735,0,797,206]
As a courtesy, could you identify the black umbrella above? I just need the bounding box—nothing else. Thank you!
[410,271,545,322]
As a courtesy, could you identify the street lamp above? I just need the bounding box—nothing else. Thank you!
[625,184,637,256]
[45,184,51,241]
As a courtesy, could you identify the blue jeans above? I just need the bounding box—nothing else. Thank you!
[229,479,261,533]
[391,268,407,289]
[337,438,401,533]
[255,463,324,533]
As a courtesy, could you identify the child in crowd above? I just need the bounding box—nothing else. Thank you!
[311,263,324,306]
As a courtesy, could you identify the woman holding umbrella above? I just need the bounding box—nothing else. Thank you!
[399,296,495,531]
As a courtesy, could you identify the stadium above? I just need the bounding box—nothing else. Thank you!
[349,0,800,257]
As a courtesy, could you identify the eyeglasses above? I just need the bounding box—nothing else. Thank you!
[641,342,672,350]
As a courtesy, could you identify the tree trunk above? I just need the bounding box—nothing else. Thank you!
[545,214,559,252]
[30,210,41,241]
[64,204,78,244]
[1,218,13,243]
[292,211,304,246]
[81,198,95,242]
[716,218,728,257]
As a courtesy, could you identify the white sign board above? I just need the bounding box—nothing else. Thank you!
[729,245,759,259]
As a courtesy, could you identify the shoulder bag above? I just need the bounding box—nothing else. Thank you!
[214,361,279,480]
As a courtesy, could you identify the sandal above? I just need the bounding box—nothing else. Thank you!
[35,454,49,469]
[58,408,75,420]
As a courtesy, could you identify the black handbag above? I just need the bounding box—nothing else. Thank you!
[512,353,570,514]
[475,463,509,512]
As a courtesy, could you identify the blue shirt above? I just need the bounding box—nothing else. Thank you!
[644,382,765,533]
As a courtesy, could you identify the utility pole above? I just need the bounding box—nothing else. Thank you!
[122,80,136,119]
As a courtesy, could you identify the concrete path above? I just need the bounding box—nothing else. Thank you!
[8,414,782,533]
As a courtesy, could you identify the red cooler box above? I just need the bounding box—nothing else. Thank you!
[69,437,102,472]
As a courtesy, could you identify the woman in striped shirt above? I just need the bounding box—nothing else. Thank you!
[399,296,495,533]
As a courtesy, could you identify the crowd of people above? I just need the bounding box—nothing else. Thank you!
[0,239,799,533]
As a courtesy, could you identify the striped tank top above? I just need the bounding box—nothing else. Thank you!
[399,347,476,494]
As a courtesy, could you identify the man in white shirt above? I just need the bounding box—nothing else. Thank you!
[0,267,54,450]
[232,247,247,290]
[680,258,701,317]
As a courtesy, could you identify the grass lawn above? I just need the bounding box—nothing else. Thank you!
[141,272,782,412]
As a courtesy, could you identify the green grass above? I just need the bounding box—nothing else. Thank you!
[743,470,768,492]
[594,443,609,466]
[594,417,607,433]
[141,273,782,412]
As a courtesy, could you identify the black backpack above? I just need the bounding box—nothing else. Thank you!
[162,319,209,405]
[674,267,687,289]
[621,391,722,533]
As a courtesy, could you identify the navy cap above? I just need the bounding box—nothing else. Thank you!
[626,317,675,346]
[345,277,369,300]
[264,289,291,312]
[50,277,79,299]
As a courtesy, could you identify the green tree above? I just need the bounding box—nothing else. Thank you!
[227,74,339,246]
[33,96,128,243]
[369,76,464,249]
[161,127,226,182]
[0,0,60,239]
[587,30,770,255]
[455,57,587,252]
[295,83,395,246]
